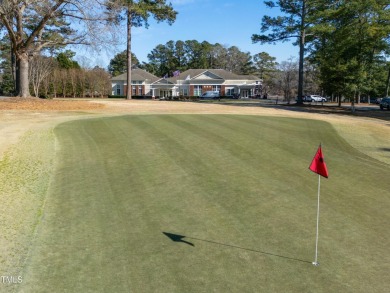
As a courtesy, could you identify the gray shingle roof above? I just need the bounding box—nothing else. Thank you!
[167,69,259,82]
[111,68,260,83]
[111,69,160,82]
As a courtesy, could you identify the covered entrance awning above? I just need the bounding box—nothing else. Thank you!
[237,84,257,98]
[151,79,177,97]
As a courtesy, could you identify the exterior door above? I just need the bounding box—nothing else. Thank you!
[160,90,172,98]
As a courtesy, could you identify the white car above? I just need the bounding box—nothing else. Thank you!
[200,91,220,99]
[309,95,327,102]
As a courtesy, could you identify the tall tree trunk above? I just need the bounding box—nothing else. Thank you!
[17,53,31,98]
[126,6,132,100]
[297,1,306,105]
[385,64,390,97]
[297,33,305,105]
[11,46,18,96]
[351,90,356,113]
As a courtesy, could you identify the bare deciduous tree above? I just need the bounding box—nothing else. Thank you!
[68,68,78,98]
[276,58,299,104]
[28,55,55,97]
[0,0,114,97]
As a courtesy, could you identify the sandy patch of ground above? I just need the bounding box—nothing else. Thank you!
[0,98,105,158]
[0,97,104,111]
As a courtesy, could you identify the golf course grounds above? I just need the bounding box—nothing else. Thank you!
[0,99,389,292]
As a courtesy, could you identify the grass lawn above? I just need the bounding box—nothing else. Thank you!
[19,115,389,292]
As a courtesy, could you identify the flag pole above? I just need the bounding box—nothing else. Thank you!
[313,174,321,266]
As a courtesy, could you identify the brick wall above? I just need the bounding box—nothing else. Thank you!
[202,85,212,93]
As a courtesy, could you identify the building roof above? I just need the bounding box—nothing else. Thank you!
[111,69,160,82]
[168,69,260,82]
[111,68,260,83]
[238,74,261,80]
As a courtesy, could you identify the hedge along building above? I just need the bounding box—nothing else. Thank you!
[111,68,261,98]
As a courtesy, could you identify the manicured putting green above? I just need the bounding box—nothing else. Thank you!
[21,115,389,292]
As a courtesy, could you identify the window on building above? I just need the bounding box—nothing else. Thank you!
[212,85,221,92]
[132,86,136,95]
[226,88,235,96]
[194,85,202,96]
[138,86,143,95]
[116,84,121,95]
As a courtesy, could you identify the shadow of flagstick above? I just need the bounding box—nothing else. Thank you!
[163,232,311,264]
[163,232,195,246]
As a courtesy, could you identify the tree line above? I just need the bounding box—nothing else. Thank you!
[142,40,255,77]
[0,44,111,98]
[108,40,263,77]
[107,1,389,103]
[0,0,176,98]
[1,0,389,102]
[29,56,111,99]
[252,0,390,105]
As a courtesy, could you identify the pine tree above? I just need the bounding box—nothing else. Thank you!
[106,0,177,99]
[252,0,317,104]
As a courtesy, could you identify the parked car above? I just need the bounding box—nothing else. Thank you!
[370,97,379,104]
[361,97,381,104]
[295,96,315,102]
[200,91,220,99]
[308,95,327,102]
[379,97,390,110]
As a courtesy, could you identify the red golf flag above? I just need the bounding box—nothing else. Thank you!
[309,145,329,178]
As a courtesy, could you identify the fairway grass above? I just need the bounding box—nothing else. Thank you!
[0,129,55,292]
[15,115,390,292]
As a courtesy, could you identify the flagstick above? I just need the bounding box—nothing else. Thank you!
[313,174,321,266]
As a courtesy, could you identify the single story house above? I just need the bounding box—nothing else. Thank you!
[111,68,261,98]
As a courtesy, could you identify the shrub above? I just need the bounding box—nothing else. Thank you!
[107,95,153,99]
[108,95,126,99]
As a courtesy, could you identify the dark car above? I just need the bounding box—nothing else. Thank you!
[379,97,390,110]
[361,97,379,103]
[371,97,380,104]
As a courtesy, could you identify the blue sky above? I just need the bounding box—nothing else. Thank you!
[79,0,298,69]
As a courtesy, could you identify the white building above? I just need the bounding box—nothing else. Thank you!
[111,68,261,98]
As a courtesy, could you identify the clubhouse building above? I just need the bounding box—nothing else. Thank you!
[111,68,261,98]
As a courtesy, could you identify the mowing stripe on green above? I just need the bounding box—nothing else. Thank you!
[20,115,390,293]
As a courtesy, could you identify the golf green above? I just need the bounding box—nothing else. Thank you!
[20,115,390,292]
